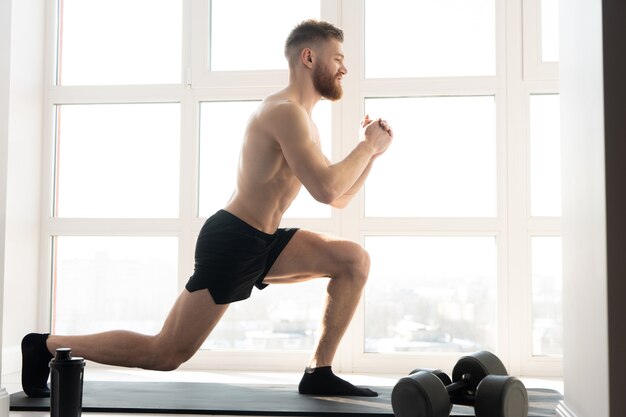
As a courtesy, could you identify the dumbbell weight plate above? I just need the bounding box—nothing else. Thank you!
[475,375,528,417]
[451,351,507,394]
[391,371,451,417]
[409,368,453,387]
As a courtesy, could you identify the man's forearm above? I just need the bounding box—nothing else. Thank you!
[330,160,374,208]
[321,141,375,204]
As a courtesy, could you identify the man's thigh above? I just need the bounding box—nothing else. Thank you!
[263,229,365,284]
[156,289,229,358]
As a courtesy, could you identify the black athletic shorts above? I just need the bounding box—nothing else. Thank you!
[185,210,299,304]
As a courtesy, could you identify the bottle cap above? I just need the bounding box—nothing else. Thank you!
[55,348,73,361]
[50,348,85,366]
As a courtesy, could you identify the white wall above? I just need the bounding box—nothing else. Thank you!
[0,0,14,386]
[559,0,624,416]
[1,0,46,375]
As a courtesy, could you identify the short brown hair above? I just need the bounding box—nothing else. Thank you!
[284,20,344,66]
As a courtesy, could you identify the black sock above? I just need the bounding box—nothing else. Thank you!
[298,366,378,397]
[21,333,53,398]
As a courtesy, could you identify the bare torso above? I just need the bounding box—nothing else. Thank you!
[224,91,320,234]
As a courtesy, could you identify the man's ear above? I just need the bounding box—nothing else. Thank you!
[300,48,314,68]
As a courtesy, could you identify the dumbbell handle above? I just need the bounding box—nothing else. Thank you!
[445,375,479,407]
[445,380,468,395]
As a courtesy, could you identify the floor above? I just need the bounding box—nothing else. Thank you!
[3,367,564,417]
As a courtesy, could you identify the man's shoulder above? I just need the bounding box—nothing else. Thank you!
[256,97,309,137]
[260,96,306,118]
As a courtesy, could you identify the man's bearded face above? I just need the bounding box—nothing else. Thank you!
[313,62,343,101]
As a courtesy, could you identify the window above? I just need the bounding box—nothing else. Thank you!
[52,236,178,335]
[522,0,562,373]
[530,94,561,217]
[57,0,182,85]
[203,280,326,351]
[540,0,559,62]
[43,0,562,375]
[364,236,497,353]
[191,0,325,86]
[364,96,496,217]
[208,0,320,71]
[364,0,496,78]
[531,236,562,357]
[523,0,559,79]
[54,103,180,218]
[48,1,186,353]
[198,100,258,217]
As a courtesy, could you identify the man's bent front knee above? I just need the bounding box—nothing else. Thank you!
[334,241,370,286]
[353,245,371,287]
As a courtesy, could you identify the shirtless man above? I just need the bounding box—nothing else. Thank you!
[21,19,392,398]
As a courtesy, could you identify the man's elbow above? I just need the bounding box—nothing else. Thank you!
[322,190,352,209]
[330,198,349,209]
[313,191,336,205]
[311,186,341,205]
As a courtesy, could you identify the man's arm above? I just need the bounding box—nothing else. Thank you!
[327,159,373,209]
[327,116,392,208]
[267,103,389,204]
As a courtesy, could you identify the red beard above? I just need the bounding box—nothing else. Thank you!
[313,64,343,101]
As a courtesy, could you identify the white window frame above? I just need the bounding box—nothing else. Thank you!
[189,0,338,89]
[522,0,559,80]
[40,0,562,377]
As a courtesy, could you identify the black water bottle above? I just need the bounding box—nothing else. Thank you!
[49,348,85,417]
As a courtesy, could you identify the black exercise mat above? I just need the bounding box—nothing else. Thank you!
[10,381,562,416]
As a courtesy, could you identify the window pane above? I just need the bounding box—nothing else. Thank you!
[530,94,561,216]
[540,0,559,62]
[198,101,258,217]
[209,0,320,71]
[202,280,326,351]
[58,0,182,85]
[198,101,331,219]
[55,104,180,218]
[365,0,495,78]
[531,236,562,356]
[364,236,497,353]
[52,236,178,335]
[364,97,496,217]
